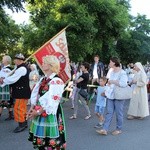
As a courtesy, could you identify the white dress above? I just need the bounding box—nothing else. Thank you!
[128,71,149,117]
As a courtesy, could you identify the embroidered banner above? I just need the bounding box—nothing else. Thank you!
[30,28,71,84]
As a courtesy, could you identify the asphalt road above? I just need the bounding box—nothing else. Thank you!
[0,100,150,150]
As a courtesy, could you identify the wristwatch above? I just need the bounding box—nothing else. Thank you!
[36,110,41,115]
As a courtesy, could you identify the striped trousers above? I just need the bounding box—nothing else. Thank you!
[14,99,28,123]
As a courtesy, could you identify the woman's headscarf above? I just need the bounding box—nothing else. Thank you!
[135,62,147,78]
[31,64,37,71]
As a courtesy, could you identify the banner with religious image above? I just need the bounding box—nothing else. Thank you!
[31,27,71,84]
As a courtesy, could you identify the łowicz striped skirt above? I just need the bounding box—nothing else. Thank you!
[28,104,66,149]
[0,85,10,101]
[30,114,59,138]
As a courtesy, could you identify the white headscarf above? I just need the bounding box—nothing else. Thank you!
[135,62,147,78]
[31,64,38,71]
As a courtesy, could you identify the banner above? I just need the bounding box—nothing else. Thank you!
[32,28,71,84]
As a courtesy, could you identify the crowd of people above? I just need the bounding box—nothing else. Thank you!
[0,53,150,149]
[68,55,150,136]
[0,54,66,150]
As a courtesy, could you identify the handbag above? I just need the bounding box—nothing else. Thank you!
[114,85,132,100]
[79,89,88,99]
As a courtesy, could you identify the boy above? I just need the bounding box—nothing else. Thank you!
[94,77,107,128]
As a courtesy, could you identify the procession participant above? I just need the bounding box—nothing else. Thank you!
[89,55,104,84]
[0,53,31,133]
[27,55,66,150]
[29,63,40,90]
[27,63,40,105]
[127,62,149,120]
[0,55,13,120]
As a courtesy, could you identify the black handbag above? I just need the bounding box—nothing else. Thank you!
[79,89,88,99]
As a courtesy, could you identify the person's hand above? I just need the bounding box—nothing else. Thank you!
[132,80,137,84]
[27,109,38,120]
[93,88,97,93]
[101,92,105,97]
[26,107,36,120]
[26,107,32,120]
[0,77,4,84]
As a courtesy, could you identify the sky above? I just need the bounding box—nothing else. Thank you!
[4,0,150,24]
[130,0,150,19]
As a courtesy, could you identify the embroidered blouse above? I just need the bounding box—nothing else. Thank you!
[30,73,65,115]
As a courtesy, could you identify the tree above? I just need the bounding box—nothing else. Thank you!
[0,8,21,57]
[116,15,150,64]
[0,0,30,58]
[23,0,130,63]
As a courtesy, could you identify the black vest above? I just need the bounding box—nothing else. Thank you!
[11,63,31,99]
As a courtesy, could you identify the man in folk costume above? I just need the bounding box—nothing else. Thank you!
[0,53,31,133]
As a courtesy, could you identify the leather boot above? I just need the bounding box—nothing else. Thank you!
[13,122,27,133]
[24,120,28,128]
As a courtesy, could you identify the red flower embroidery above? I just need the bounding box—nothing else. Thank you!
[43,85,49,91]
[56,80,60,84]
[37,138,42,145]
[34,105,41,111]
[51,81,55,84]
[63,143,67,149]
[53,95,60,100]
[49,139,56,146]
[59,124,64,131]
[41,111,47,117]
[39,78,50,94]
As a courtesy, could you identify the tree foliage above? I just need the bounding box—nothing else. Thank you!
[116,15,150,64]
[1,0,150,65]
[0,8,21,57]
[22,0,129,63]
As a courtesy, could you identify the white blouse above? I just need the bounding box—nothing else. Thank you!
[0,65,12,78]
[30,73,65,115]
[105,69,128,99]
[1,66,27,87]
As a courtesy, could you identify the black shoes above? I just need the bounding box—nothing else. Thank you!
[13,121,28,133]
[13,126,24,133]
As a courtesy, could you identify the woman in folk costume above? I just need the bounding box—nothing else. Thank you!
[27,55,66,150]
[0,55,13,120]
[127,62,149,120]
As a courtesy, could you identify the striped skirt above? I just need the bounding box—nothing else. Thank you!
[30,114,59,138]
[0,85,10,101]
[28,104,66,149]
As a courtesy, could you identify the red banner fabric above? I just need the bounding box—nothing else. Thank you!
[33,30,71,84]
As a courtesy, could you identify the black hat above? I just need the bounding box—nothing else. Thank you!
[14,53,25,60]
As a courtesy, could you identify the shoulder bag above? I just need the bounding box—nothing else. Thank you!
[114,85,132,100]
[114,70,132,100]
[79,89,88,99]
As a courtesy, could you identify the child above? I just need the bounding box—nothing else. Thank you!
[94,77,107,128]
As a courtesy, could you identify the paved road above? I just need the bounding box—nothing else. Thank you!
[0,100,150,150]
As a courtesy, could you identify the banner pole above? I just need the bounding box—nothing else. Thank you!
[25,25,69,62]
